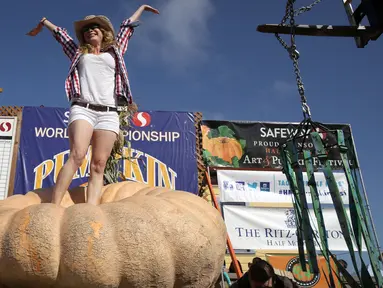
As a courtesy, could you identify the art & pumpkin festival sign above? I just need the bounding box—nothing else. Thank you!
[201,120,358,170]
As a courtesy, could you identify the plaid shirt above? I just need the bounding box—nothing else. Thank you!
[53,19,138,104]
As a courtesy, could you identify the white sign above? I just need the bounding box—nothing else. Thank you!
[0,118,15,137]
[223,205,365,251]
[217,170,349,204]
[0,117,17,200]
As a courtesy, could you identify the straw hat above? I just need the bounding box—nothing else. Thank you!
[74,15,115,44]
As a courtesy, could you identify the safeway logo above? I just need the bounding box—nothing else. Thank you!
[132,112,151,127]
[0,122,12,132]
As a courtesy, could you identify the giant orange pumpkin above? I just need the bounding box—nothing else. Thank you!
[0,181,227,288]
[204,137,243,163]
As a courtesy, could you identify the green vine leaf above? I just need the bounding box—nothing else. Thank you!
[209,156,232,167]
[239,139,246,150]
[217,125,236,138]
[232,156,239,167]
[103,104,138,185]
[207,129,219,139]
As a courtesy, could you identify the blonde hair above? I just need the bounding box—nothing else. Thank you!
[80,28,116,54]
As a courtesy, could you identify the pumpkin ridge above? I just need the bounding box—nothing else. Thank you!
[101,199,176,287]
[1,208,34,285]
[131,197,198,286]
[58,203,121,286]
[171,195,226,229]
[144,187,170,196]
[114,182,151,200]
[161,195,226,235]
[153,196,225,286]
[0,206,30,282]
[1,204,65,286]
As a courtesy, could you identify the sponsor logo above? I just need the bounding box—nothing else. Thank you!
[286,257,320,287]
[132,112,151,127]
[223,181,246,191]
[284,209,296,229]
[223,180,258,192]
[260,182,270,192]
[247,182,257,190]
[0,121,12,132]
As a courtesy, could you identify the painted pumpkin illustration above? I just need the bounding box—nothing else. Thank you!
[201,125,246,166]
[201,125,210,145]
[204,137,243,163]
[0,181,227,288]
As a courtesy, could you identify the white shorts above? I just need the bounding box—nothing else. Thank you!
[68,105,120,135]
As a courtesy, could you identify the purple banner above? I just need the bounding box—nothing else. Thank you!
[14,106,198,195]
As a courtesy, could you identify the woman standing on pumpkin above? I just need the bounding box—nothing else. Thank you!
[36,5,159,205]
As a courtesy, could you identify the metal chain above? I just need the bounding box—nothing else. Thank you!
[274,0,322,119]
[295,0,322,17]
[274,0,293,51]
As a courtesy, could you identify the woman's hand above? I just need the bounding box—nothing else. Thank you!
[129,5,159,22]
[142,5,160,14]
[26,18,46,36]
[26,17,57,36]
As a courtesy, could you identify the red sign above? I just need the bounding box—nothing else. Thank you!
[0,122,11,133]
[132,112,151,127]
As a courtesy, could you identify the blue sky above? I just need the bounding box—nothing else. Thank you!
[1,0,382,270]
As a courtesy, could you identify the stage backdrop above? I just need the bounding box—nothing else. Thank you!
[14,106,198,195]
[201,120,358,170]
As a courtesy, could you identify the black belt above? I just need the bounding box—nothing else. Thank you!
[71,101,117,112]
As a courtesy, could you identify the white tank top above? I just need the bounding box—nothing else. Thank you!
[77,52,117,107]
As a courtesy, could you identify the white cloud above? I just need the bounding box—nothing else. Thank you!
[202,111,225,121]
[129,0,215,70]
[254,80,297,101]
[272,80,296,95]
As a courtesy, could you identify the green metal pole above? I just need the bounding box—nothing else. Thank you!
[348,125,381,252]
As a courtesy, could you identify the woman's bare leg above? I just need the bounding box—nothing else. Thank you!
[87,129,117,205]
[51,120,94,205]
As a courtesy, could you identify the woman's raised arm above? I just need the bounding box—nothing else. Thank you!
[41,18,58,32]
[27,17,78,60]
[129,5,159,23]
[116,5,159,55]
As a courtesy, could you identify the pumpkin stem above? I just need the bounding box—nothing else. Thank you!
[220,138,228,144]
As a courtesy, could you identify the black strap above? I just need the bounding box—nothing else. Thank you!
[71,101,117,112]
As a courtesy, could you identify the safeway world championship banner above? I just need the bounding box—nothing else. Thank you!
[14,106,198,195]
[201,120,358,170]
